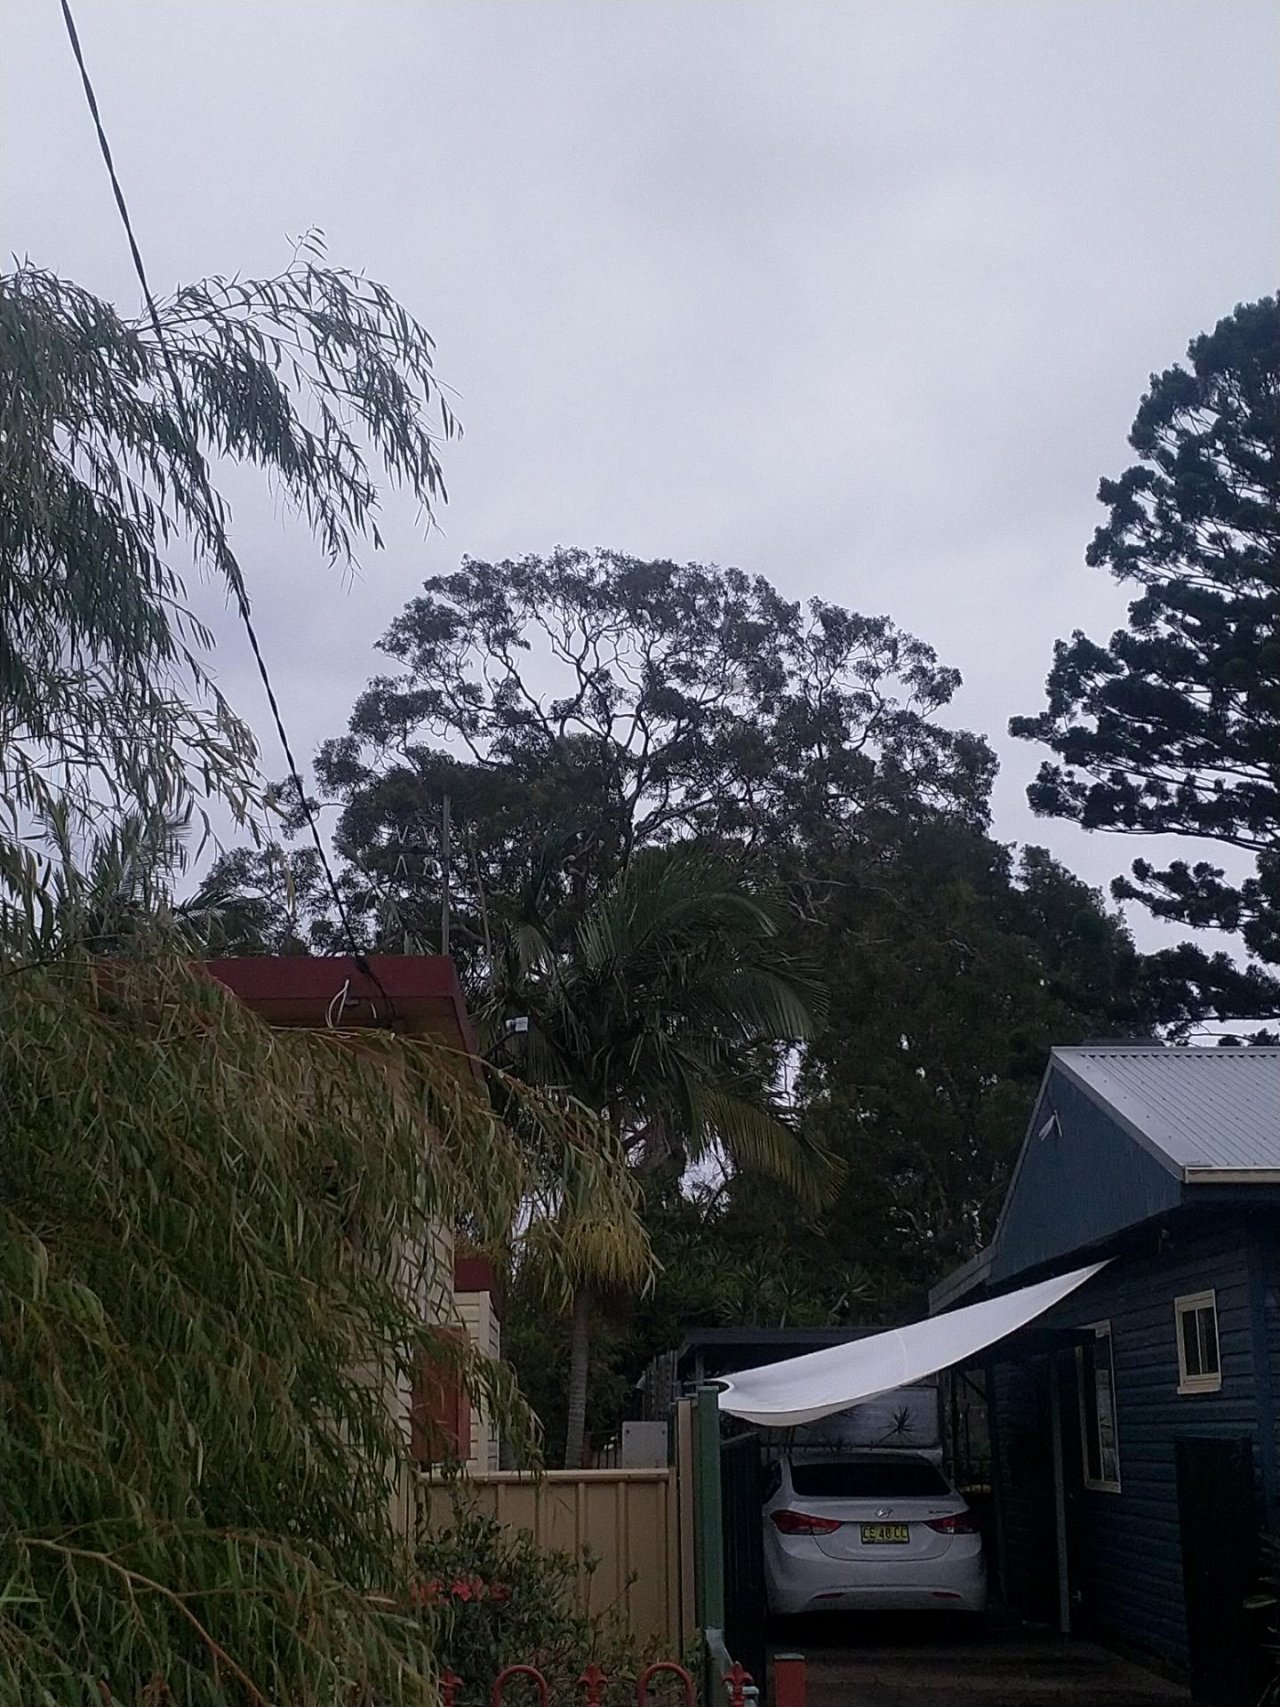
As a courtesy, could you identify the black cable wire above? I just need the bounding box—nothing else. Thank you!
[57,0,396,1020]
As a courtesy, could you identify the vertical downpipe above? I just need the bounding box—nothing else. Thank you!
[694,1386,725,1629]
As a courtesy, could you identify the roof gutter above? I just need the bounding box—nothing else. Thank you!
[1184,1167,1280,1185]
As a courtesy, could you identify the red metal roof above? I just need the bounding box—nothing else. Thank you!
[204,955,477,1061]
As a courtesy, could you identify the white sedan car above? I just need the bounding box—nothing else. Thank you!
[762,1451,987,1616]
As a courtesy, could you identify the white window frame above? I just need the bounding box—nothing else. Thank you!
[1076,1320,1121,1493]
[1175,1290,1222,1395]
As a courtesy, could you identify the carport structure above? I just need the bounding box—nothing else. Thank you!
[690,1264,1106,1701]
[695,1044,1280,1707]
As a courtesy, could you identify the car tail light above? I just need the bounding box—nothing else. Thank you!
[769,1509,844,1535]
[925,1511,981,1535]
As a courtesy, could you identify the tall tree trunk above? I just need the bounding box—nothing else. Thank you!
[563,1286,592,1469]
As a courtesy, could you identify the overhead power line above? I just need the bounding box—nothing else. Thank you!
[56,0,397,1017]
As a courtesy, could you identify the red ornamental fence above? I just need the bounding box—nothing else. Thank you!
[438,1659,754,1707]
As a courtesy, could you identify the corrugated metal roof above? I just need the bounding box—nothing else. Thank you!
[1052,1046,1280,1178]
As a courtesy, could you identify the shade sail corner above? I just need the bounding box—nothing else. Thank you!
[717,1260,1108,1427]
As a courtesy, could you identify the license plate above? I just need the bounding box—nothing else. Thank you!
[860,1523,910,1544]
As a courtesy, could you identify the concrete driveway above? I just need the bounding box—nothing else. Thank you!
[770,1616,1190,1707]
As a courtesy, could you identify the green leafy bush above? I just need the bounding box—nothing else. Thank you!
[412,1507,649,1707]
[0,956,645,1704]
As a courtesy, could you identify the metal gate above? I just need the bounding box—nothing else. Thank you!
[720,1429,767,1704]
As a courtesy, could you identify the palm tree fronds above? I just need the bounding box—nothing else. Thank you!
[690,1084,844,1211]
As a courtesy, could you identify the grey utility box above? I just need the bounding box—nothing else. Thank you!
[620,1420,669,1468]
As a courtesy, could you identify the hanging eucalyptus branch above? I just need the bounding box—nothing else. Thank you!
[0,238,456,931]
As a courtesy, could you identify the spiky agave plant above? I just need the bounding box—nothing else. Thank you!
[0,954,648,1704]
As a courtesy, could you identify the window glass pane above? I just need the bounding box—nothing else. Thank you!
[1084,1423,1102,1482]
[1198,1305,1219,1375]
[789,1458,950,1498]
[1080,1342,1101,1482]
[1079,1332,1118,1485]
[1094,1331,1119,1484]
[1181,1308,1203,1377]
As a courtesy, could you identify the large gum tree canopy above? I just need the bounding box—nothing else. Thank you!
[342,547,995,843]
[267,548,999,1466]
[274,548,998,958]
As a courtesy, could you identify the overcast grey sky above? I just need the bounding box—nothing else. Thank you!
[7,0,1279,942]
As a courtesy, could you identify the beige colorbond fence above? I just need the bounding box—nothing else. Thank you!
[418,1467,695,1653]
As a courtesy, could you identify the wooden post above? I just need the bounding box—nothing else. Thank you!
[985,1358,1011,1610]
[1049,1354,1071,1637]
[674,1399,698,1651]
[440,792,452,956]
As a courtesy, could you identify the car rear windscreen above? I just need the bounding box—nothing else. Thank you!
[789,1460,950,1498]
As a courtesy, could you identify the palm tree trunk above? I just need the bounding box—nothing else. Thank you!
[563,1286,592,1469]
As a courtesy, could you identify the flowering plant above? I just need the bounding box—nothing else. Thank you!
[413,1508,644,1707]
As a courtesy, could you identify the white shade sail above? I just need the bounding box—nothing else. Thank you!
[717,1260,1107,1426]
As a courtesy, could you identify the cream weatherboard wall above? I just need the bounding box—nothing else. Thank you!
[456,1282,502,1472]
[198,957,503,1537]
[386,1217,460,1536]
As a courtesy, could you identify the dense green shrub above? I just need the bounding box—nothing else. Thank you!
[0,957,645,1704]
[413,1507,651,1707]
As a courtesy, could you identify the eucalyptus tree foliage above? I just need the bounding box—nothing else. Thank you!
[1,954,646,1703]
[0,241,455,941]
[286,549,997,962]
[799,820,1157,1311]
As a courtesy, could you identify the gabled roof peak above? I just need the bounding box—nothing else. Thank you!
[1051,1045,1280,1176]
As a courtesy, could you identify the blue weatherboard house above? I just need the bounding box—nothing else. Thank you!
[932,1045,1280,1707]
